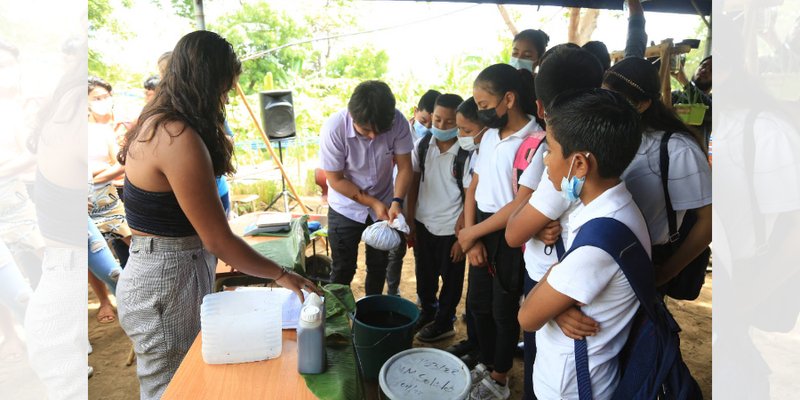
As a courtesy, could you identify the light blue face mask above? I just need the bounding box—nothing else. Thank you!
[560,154,588,202]
[509,56,535,73]
[430,126,459,141]
[413,120,428,138]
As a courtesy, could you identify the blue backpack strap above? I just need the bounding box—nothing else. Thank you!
[560,217,656,400]
[574,338,593,400]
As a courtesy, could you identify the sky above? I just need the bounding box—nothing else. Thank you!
[94,0,708,89]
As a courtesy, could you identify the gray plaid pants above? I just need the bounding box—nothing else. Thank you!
[117,235,216,400]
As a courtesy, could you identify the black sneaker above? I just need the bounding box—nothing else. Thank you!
[414,311,435,332]
[415,323,456,342]
[445,339,477,357]
[460,349,481,370]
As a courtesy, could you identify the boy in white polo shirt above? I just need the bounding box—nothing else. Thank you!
[406,94,471,341]
[518,88,648,400]
[505,43,606,400]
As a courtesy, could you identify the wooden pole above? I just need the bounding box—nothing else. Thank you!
[658,39,674,109]
[497,5,518,37]
[234,82,310,214]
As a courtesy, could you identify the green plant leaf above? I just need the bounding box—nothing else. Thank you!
[301,283,362,400]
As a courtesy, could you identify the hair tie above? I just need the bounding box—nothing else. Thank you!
[605,70,649,96]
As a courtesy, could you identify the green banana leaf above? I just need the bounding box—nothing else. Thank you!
[251,215,309,276]
[301,284,363,400]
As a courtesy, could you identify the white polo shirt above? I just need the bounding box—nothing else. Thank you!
[474,118,542,213]
[533,181,651,400]
[412,136,471,236]
[620,130,711,245]
[524,168,579,282]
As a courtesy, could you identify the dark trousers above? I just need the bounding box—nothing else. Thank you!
[523,273,538,400]
[110,239,130,268]
[466,210,524,374]
[386,236,406,295]
[328,207,389,295]
[413,221,465,327]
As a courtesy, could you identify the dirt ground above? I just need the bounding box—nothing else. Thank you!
[88,239,712,399]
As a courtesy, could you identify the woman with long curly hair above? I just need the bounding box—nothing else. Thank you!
[115,31,319,399]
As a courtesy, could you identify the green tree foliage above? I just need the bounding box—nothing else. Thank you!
[327,47,389,80]
[89,0,133,83]
[211,2,310,93]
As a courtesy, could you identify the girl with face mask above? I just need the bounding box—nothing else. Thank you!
[457,64,542,399]
[508,29,549,74]
[87,76,132,286]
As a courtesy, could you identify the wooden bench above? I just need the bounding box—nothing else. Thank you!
[231,193,259,213]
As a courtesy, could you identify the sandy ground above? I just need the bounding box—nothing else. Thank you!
[88,239,712,399]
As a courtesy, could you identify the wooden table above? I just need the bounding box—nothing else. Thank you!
[162,330,317,400]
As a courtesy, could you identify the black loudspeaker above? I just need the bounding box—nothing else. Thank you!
[259,90,296,140]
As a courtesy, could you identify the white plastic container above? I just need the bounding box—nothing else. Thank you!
[379,348,471,400]
[200,290,282,364]
[236,286,305,329]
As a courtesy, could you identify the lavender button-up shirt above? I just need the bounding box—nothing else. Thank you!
[320,109,413,223]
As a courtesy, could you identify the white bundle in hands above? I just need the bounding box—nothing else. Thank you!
[362,214,410,251]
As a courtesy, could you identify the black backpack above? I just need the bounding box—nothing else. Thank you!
[417,132,471,201]
[563,217,703,400]
[653,132,711,301]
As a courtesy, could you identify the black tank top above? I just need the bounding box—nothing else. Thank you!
[123,178,196,237]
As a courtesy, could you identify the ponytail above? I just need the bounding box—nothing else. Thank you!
[475,63,537,116]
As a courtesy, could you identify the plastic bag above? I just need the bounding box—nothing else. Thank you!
[361,214,410,251]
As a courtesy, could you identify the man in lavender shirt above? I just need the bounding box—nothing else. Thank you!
[320,81,414,295]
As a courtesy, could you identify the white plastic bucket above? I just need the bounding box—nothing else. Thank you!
[379,348,471,400]
[200,290,282,364]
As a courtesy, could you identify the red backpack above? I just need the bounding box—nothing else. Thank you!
[512,131,546,194]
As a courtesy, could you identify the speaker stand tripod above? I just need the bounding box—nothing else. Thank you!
[266,139,298,212]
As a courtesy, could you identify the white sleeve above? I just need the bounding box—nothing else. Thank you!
[666,134,712,211]
[530,170,573,220]
[753,115,800,214]
[462,152,477,189]
[518,143,547,190]
[547,246,620,305]
[411,137,423,173]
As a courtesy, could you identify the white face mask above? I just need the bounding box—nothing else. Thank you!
[90,98,113,117]
[457,127,487,152]
[509,57,535,73]
[458,135,478,151]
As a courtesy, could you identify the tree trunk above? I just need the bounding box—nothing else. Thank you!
[567,8,599,46]
[568,8,580,44]
[577,9,599,45]
[193,0,205,30]
[497,5,518,37]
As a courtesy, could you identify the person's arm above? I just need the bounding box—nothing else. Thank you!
[405,171,422,244]
[461,174,488,266]
[624,0,648,59]
[93,134,125,184]
[655,204,712,286]
[159,124,317,302]
[518,268,577,331]
[464,173,478,229]
[458,186,534,251]
[391,153,413,222]
[325,170,389,221]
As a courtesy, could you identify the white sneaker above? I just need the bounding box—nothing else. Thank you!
[470,363,490,384]
[469,373,510,400]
